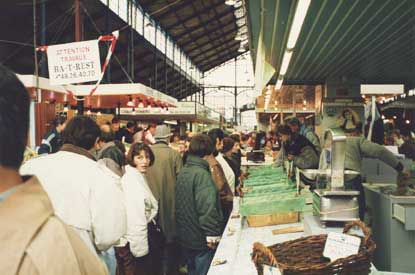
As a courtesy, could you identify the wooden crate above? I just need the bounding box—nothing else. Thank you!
[246,212,299,227]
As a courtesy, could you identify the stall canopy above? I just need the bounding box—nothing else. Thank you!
[18,74,177,109]
[247,0,415,90]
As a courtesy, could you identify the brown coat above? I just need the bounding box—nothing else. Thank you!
[205,155,234,219]
[0,177,108,275]
[146,142,183,242]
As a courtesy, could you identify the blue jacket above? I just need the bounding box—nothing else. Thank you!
[37,128,61,154]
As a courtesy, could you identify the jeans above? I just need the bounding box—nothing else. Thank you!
[182,247,215,275]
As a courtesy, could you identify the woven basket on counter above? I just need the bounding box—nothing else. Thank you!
[252,221,376,275]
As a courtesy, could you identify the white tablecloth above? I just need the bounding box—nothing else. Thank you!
[207,198,415,275]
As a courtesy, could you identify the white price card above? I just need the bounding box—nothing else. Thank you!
[263,265,280,275]
[323,232,361,261]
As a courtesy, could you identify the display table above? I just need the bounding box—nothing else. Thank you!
[207,198,415,275]
[241,156,274,168]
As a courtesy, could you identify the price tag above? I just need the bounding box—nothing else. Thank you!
[263,264,280,275]
[323,232,361,261]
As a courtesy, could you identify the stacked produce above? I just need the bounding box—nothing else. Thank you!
[240,165,305,217]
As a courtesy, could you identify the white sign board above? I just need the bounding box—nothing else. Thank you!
[47,39,101,85]
[323,232,361,261]
[360,84,404,95]
[263,265,280,275]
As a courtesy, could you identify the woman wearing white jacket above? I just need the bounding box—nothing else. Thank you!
[116,143,162,275]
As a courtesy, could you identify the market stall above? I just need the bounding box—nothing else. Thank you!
[208,127,415,275]
[119,101,221,132]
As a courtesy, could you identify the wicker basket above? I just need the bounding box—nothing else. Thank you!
[252,221,376,275]
[247,212,299,227]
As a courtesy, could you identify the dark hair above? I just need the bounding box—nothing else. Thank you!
[52,115,67,127]
[112,117,120,124]
[401,128,412,138]
[61,116,100,150]
[188,134,214,158]
[99,130,115,143]
[230,134,241,143]
[0,64,30,169]
[207,128,225,144]
[241,134,249,142]
[277,125,292,135]
[222,137,235,153]
[147,123,157,130]
[126,121,135,129]
[126,143,155,167]
[114,140,126,154]
[287,117,301,127]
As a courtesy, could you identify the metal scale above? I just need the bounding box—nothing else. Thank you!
[299,128,360,225]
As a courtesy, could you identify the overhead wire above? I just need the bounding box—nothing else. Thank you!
[81,3,134,84]
[0,4,76,64]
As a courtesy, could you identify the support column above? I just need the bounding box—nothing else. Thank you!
[234,57,238,126]
[75,0,84,114]
[40,1,47,77]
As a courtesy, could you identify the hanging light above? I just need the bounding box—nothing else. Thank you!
[86,109,91,116]
[286,0,312,50]
[406,120,410,124]
[276,78,284,90]
[127,96,135,107]
[381,115,385,119]
[280,51,293,75]
[238,44,245,52]
[225,0,236,6]
[97,111,102,116]
[393,115,397,119]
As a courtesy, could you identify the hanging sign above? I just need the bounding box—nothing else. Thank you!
[46,39,101,85]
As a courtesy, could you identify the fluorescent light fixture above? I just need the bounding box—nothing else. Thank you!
[276,78,283,90]
[225,0,236,5]
[286,0,311,50]
[280,51,293,75]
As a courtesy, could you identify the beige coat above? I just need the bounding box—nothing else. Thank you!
[146,142,183,242]
[0,177,108,275]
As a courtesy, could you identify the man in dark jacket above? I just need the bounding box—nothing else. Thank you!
[398,129,415,160]
[37,115,67,154]
[176,134,224,275]
[275,125,319,170]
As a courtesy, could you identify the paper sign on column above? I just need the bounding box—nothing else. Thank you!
[323,232,361,261]
[47,40,101,85]
[263,265,280,275]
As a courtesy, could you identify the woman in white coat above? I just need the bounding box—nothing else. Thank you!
[116,143,163,275]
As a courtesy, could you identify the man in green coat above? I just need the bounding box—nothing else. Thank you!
[146,124,183,275]
[176,134,224,275]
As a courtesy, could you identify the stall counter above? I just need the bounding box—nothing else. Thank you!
[207,198,415,275]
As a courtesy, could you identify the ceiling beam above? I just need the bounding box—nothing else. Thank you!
[173,9,234,42]
[193,41,240,63]
[183,23,237,53]
[165,1,226,32]
[200,52,241,72]
[148,0,195,21]
[187,27,238,56]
